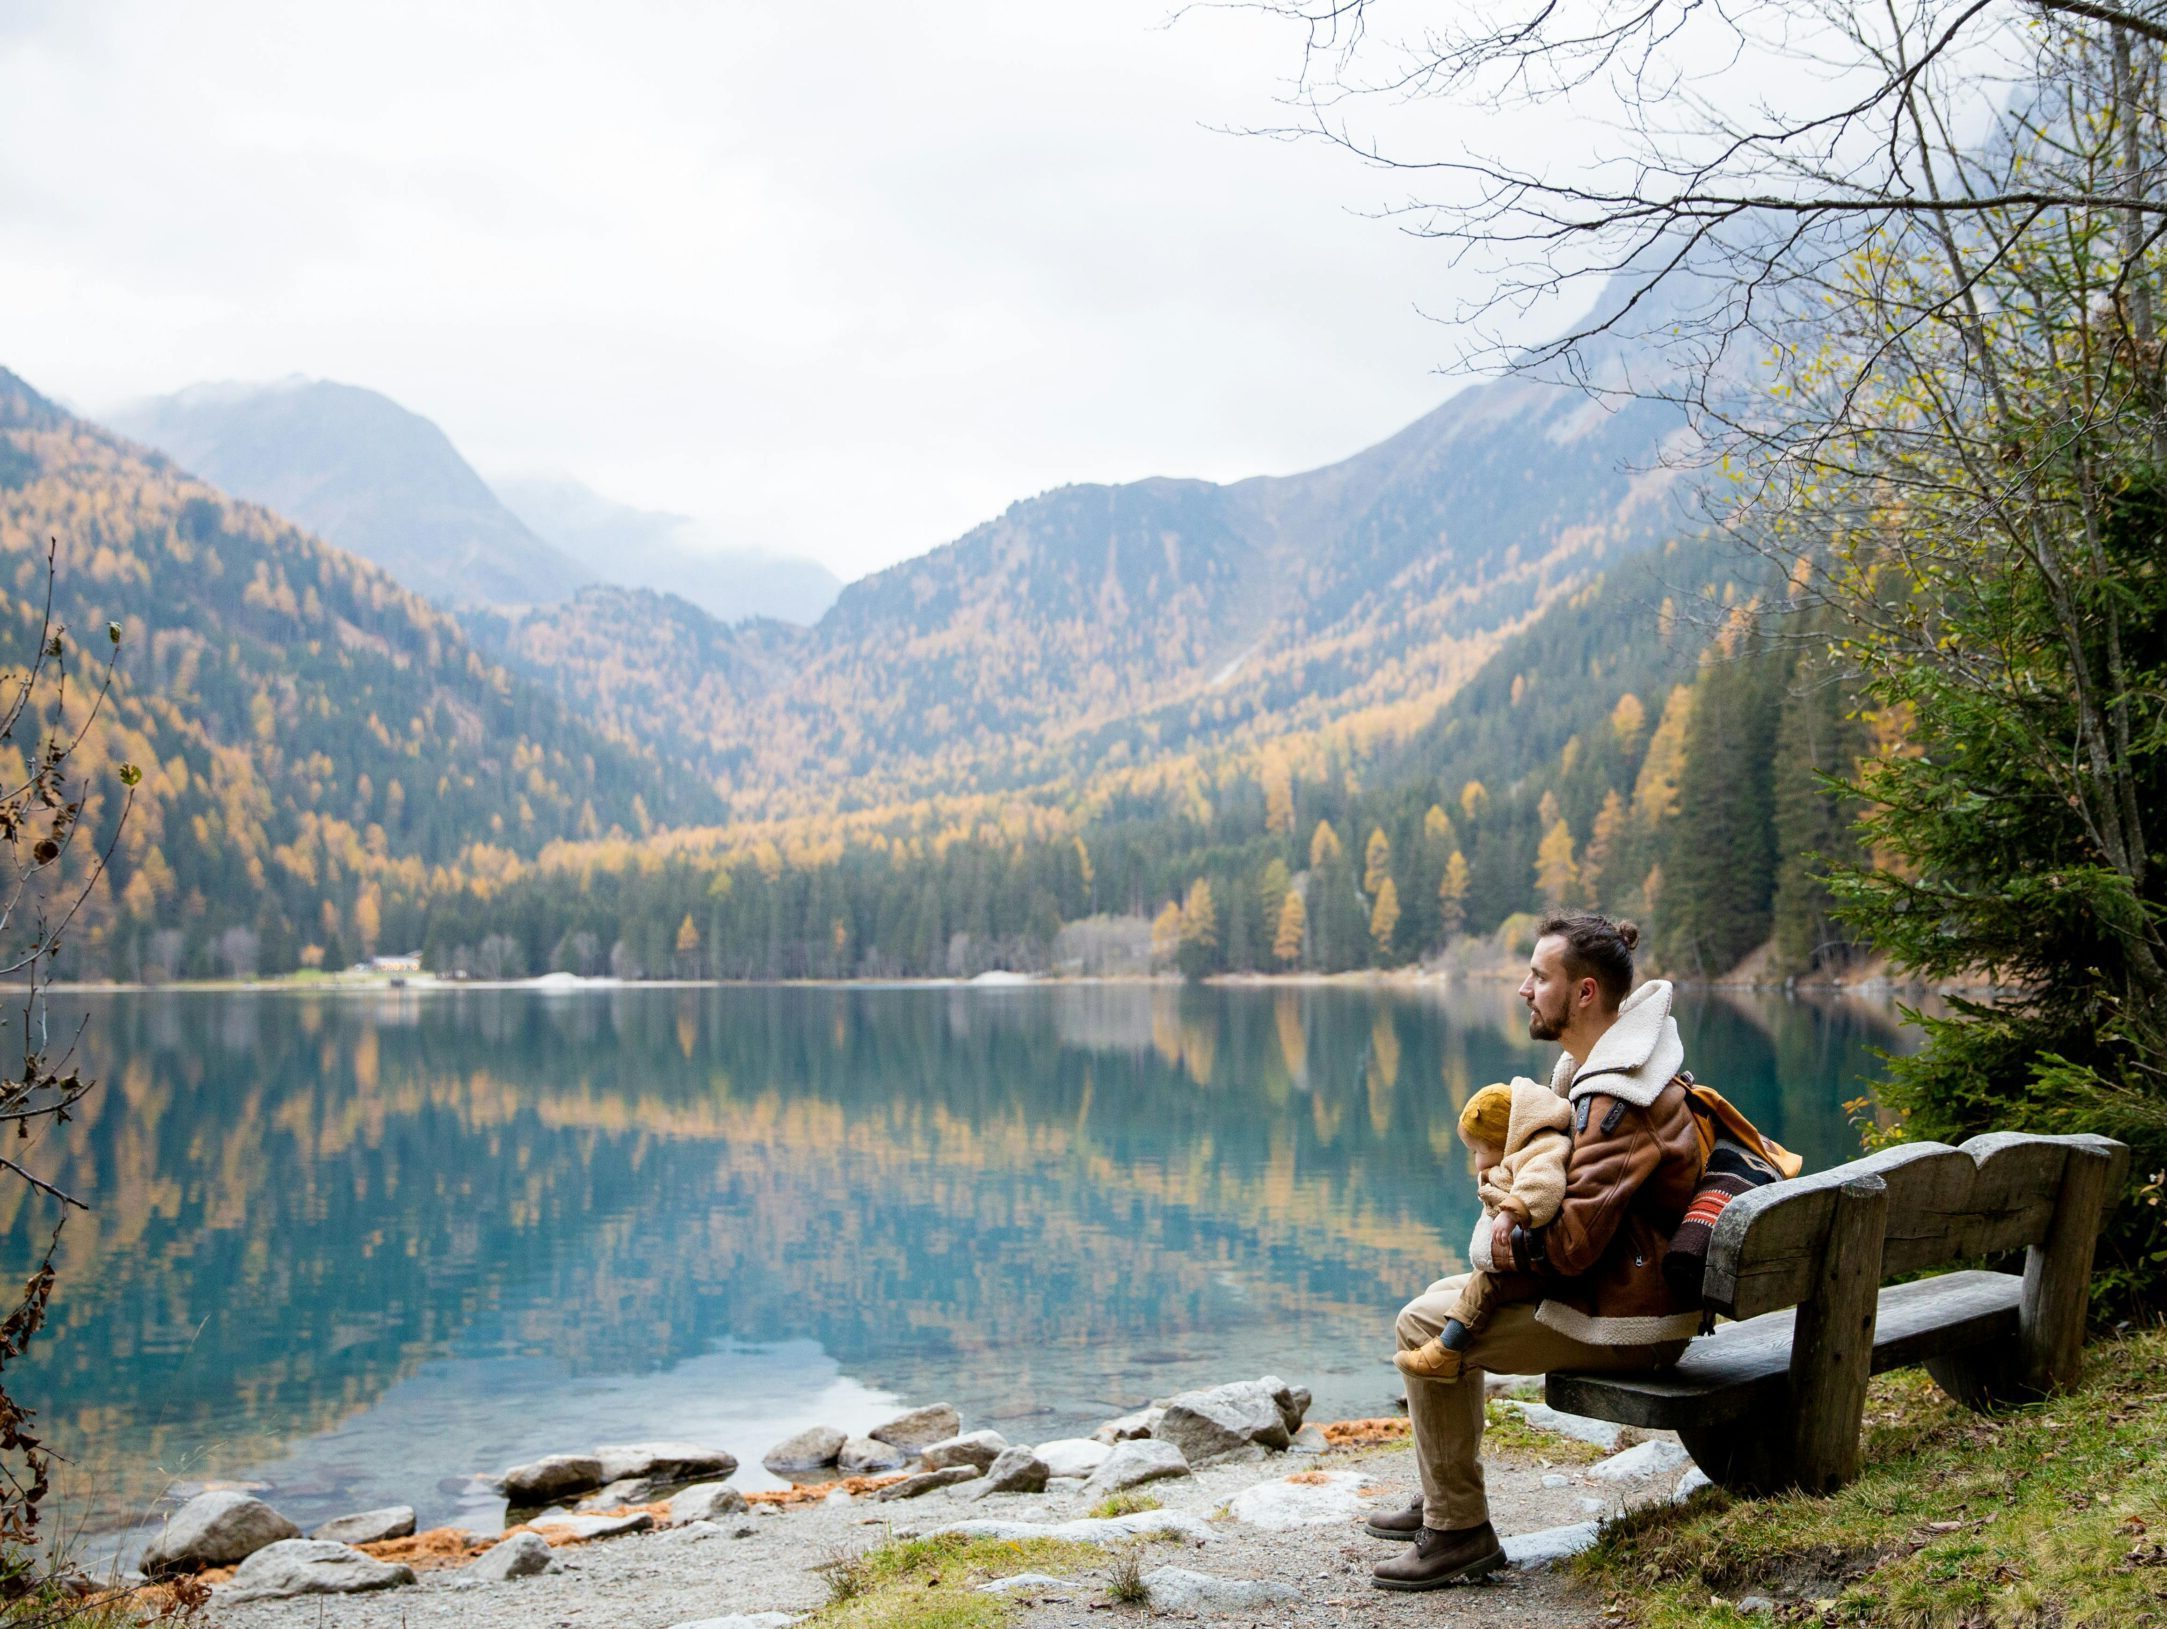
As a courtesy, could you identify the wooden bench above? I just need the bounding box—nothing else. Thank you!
[1545,1131,2130,1494]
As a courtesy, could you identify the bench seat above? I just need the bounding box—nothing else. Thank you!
[1546,1269,2022,1431]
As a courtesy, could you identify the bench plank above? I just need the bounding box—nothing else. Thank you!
[1544,1270,2022,1431]
[1703,1135,2124,1321]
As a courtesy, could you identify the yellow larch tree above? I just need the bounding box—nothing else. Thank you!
[1369,876,1400,960]
[1438,850,1470,941]
[1535,819,1579,911]
[1273,889,1307,965]
[1363,827,1392,897]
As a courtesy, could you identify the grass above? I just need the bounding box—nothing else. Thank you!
[1104,1545,1149,1604]
[803,1533,1097,1629]
[1087,1491,1162,1519]
[1572,1325,2167,1627]
[1483,1398,1615,1466]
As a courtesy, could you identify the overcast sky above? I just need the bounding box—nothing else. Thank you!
[1,1,1588,581]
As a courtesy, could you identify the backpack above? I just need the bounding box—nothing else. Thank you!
[1661,1071,1804,1313]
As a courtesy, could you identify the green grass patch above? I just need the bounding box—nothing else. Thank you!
[1483,1399,1612,1465]
[805,1533,1096,1629]
[1087,1490,1162,1519]
[1573,1326,2167,1627]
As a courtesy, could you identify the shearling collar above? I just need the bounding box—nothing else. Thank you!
[1546,979,1684,1108]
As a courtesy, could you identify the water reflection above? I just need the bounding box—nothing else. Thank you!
[10,982,1904,1539]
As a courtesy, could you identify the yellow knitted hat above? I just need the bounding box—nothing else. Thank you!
[1458,1081,1514,1151]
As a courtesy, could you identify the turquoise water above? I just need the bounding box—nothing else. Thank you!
[6,982,1904,1545]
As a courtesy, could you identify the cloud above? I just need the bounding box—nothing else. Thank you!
[0,0,1561,579]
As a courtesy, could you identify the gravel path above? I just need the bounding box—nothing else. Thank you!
[212,1417,1694,1629]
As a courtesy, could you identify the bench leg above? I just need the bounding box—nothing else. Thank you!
[1676,1421,1794,1496]
[1785,1175,1888,1494]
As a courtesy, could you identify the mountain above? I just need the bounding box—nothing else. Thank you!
[492,474,842,626]
[476,355,1687,820]
[105,378,588,608]
[0,365,718,980]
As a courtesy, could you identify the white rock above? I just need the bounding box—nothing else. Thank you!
[576,1477,657,1510]
[1225,1470,1370,1530]
[593,1442,738,1483]
[1493,1400,1625,1450]
[921,1430,1009,1472]
[1142,1566,1300,1611]
[1589,1439,1693,1483]
[308,1506,416,1546]
[1153,1380,1291,1463]
[498,1453,606,1504]
[1287,1424,1329,1455]
[1257,1374,1310,1434]
[220,1539,415,1601]
[527,1510,655,1540]
[1579,1496,1606,1513]
[1540,1474,1569,1489]
[663,1615,799,1629]
[935,1509,1216,1545]
[141,1492,301,1574]
[1673,1466,1714,1502]
[1079,1437,1190,1498]
[1089,1406,1163,1445]
[976,1572,1078,1594]
[968,1447,1049,1497]
[871,1466,979,1501]
[669,1483,750,1524]
[1033,1438,1111,1478]
[837,1435,912,1474]
[461,1532,557,1581]
[869,1404,961,1450]
[1501,1520,1601,1569]
[762,1426,846,1474]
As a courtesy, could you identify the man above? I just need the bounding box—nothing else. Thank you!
[1370,913,1705,1590]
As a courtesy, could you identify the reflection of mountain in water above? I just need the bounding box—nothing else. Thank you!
[7,985,1903,1531]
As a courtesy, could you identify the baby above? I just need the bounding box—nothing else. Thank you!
[1395,1075,1573,1381]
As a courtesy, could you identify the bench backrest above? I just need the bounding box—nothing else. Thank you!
[1703,1131,2131,1322]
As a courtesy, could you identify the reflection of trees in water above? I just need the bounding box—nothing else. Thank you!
[8,984,1897,1525]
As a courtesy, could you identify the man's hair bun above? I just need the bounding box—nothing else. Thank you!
[1536,912,1640,1008]
[1617,921,1641,952]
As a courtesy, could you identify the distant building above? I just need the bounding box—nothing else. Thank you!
[369,952,423,975]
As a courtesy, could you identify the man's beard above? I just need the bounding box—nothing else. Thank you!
[1526,1004,1565,1043]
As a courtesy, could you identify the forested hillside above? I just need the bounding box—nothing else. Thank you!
[468,356,1685,813]
[0,367,717,980]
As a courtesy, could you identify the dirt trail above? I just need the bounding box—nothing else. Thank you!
[211,1419,1686,1629]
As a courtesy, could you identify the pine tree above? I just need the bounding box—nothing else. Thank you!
[1657,645,1786,975]
[1438,851,1470,943]
[1363,827,1393,897]
[1369,877,1401,962]
[1583,789,1627,907]
[1273,888,1307,966]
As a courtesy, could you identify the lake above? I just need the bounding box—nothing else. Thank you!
[10,981,1906,1550]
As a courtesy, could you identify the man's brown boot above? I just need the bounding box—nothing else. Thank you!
[1371,1521,1506,1591]
[1364,1495,1424,1540]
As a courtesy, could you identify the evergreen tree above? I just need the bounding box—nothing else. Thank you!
[1657,640,1785,976]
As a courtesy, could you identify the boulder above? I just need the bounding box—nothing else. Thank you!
[1589,1439,1692,1482]
[1142,1567,1300,1612]
[1287,1424,1328,1455]
[576,1477,657,1511]
[308,1506,416,1546]
[141,1491,300,1575]
[1260,1376,1311,1435]
[1226,1470,1370,1530]
[668,1482,750,1525]
[868,1404,961,1451]
[762,1425,846,1474]
[498,1453,606,1505]
[1033,1438,1109,1478]
[937,1509,1215,1545]
[593,1442,738,1484]
[1501,1519,1601,1570]
[1089,1406,1163,1445]
[967,1447,1049,1497]
[461,1531,556,1581]
[1151,1380,1291,1464]
[838,1434,912,1474]
[870,1466,979,1501]
[921,1430,1009,1473]
[220,1539,416,1601]
[527,1510,654,1541]
[976,1573,1078,1594]
[1078,1438,1190,1498]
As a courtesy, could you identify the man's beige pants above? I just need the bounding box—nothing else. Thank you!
[1396,1273,1687,1530]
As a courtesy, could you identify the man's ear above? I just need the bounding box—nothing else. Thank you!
[1578,976,1599,1011]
